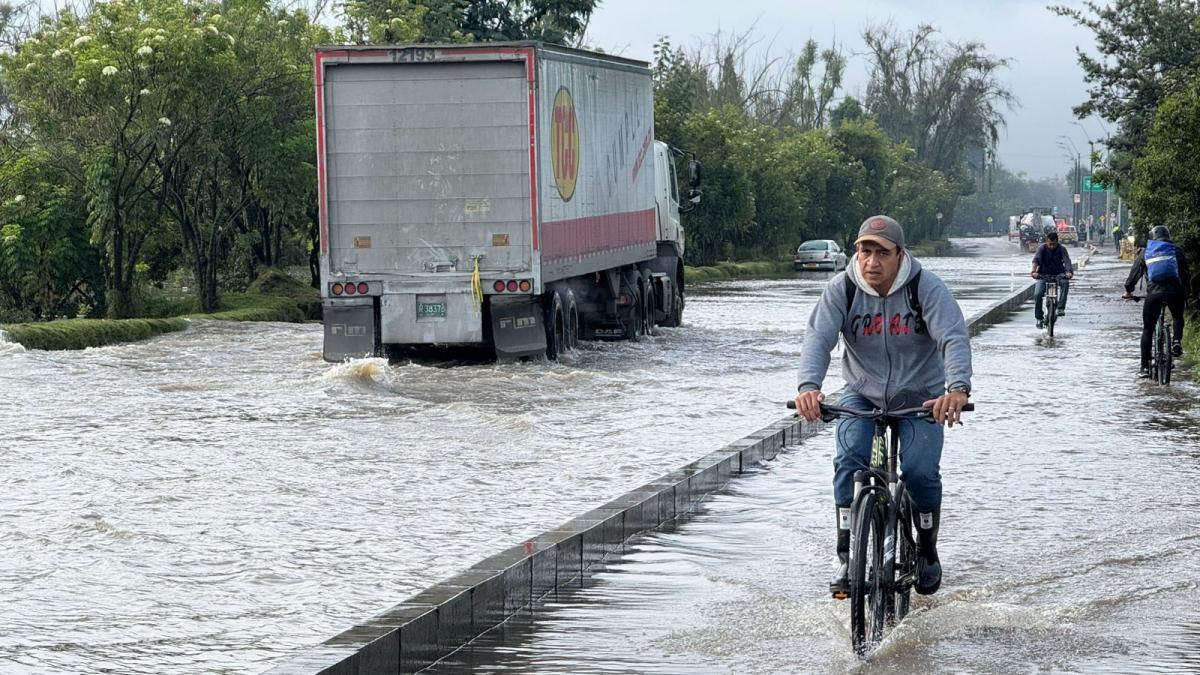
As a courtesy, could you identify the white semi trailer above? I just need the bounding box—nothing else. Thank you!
[315,42,699,362]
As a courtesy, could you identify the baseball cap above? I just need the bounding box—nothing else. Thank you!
[854,215,905,250]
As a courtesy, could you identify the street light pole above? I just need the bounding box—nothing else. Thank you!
[1074,122,1095,240]
[1059,136,1083,235]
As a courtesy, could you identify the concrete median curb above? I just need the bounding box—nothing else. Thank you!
[965,281,1037,337]
[264,282,1037,675]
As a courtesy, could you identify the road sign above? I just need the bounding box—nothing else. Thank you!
[1073,193,1082,204]
[936,212,943,220]
[986,216,993,223]
[1082,176,1107,193]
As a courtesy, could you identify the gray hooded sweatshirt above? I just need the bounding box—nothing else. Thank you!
[797,253,972,408]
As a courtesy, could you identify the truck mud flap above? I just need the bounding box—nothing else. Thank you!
[490,296,546,361]
[323,299,377,362]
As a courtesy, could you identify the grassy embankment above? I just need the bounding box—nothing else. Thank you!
[1184,312,1200,379]
[0,269,320,351]
[685,240,955,284]
[685,260,795,283]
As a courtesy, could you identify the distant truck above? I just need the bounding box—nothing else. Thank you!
[315,42,700,362]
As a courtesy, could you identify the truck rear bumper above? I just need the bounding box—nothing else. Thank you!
[381,287,483,345]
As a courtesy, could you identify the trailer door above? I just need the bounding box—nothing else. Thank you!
[323,62,532,276]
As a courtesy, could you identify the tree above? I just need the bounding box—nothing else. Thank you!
[770,39,845,130]
[861,23,1014,184]
[145,0,323,311]
[339,0,598,45]
[0,152,101,319]
[1051,0,1200,193]
[1,3,180,317]
[1129,77,1200,288]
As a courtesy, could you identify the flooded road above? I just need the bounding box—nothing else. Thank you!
[0,238,1108,673]
[434,255,1200,673]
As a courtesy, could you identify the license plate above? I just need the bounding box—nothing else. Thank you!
[804,263,818,268]
[418,302,446,318]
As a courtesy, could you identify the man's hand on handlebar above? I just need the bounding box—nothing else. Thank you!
[923,390,969,427]
[794,390,825,423]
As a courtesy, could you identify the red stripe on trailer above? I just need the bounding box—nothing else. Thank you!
[541,208,657,262]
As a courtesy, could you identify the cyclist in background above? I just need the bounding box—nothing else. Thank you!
[794,215,972,600]
[1112,223,1122,252]
[1122,225,1194,378]
[1030,231,1074,330]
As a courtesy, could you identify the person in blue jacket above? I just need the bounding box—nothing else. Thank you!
[1122,225,1194,377]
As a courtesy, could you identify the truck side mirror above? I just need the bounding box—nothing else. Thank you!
[688,159,702,188]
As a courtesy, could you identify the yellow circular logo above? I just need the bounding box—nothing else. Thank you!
[551,87,579,202]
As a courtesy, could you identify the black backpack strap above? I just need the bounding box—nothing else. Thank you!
[907,269,926,334]
[844,274,857,315]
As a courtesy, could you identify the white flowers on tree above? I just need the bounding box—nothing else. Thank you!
[137,45,153,57]
[102,66,118,76]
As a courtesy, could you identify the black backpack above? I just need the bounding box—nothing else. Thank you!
[844,270,926,335]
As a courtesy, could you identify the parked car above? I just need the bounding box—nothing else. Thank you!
[794,239,848,271]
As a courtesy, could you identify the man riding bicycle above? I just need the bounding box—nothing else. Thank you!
[1122,225,1194,378]
[1030,230,1074,329]
[793,215,972,599]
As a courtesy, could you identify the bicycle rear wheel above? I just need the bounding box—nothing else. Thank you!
[1159,317,1172,385]
[850,491,886,655]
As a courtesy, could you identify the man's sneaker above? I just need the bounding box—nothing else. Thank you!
[1036,320,1044,330]
[1138,368,1151,379]
[1172,342,1184,358]
[830,560,849,599]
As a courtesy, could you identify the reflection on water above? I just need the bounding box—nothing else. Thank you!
[0,238,1106,673]
[427,253,1200,674]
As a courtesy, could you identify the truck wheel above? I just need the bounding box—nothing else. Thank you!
[544,290,566,360]
[620,271,643,341]
[563,289,579,350]
[660,274,683,328]
[640,279,655,336]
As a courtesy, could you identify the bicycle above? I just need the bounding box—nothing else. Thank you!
[1124,295,1173,385]
[788,399,974,654]
[1037,274,1068,337]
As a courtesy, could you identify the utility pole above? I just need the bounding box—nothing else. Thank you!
[1059,136,1083,235]
[1086,139,1095,238]
[1074,122,1097,241]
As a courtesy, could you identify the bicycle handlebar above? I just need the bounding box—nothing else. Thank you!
[785,400,975,419]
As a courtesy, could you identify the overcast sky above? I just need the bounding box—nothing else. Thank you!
[586,0,1102,181]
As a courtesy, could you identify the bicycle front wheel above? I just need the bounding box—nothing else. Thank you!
[1046,296,1057,337]
[893,493,916,623]
[850,491,886,655]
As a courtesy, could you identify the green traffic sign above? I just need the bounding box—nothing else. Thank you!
[1082,176,1107,193]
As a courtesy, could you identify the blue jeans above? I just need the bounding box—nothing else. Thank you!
[1033,277,1069,321]
[833,392,944,512]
